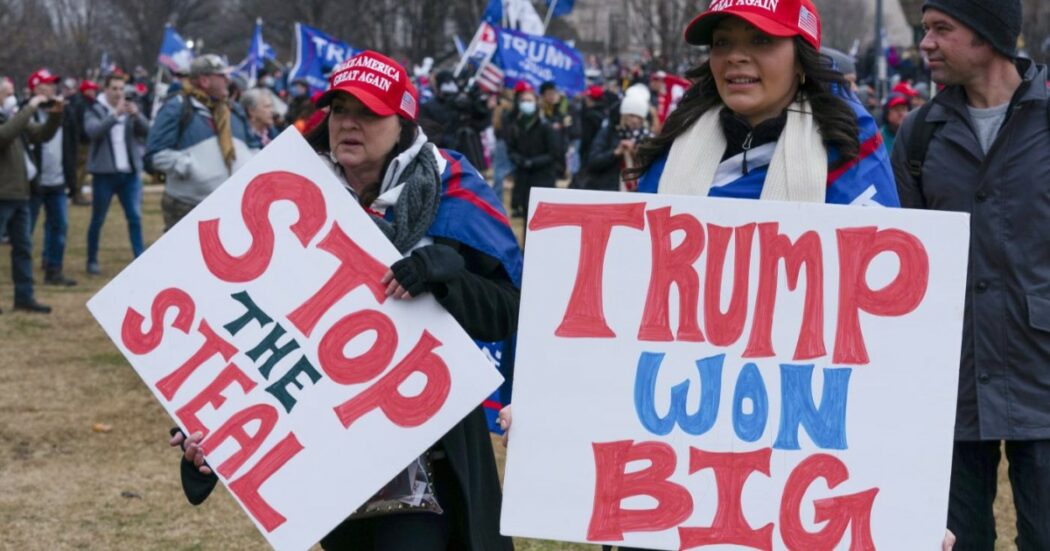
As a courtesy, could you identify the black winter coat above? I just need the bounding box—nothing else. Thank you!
[892,59,1050,440]
[506,114,561,189]
[583,122,622,192]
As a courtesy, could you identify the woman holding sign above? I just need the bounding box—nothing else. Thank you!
[173,50,521,551]
[501,0,906,549]
[629,0,899,206]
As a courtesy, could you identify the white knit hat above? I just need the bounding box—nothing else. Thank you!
[620,92,649,119]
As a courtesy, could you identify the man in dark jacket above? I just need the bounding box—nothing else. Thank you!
[891,1,1050,549]
[25,69,78,286]
[506,90,561,220]
[0,93,62,313]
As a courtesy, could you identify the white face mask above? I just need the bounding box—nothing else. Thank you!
[439,81,459,95]
[519,101,536,115]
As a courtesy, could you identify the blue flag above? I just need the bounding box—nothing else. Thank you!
[483,0,503,25]
[546,0,574,17]
[288,23,358,95]
[158,26,194,73]
[235,19,278,85]
[493,25,585,97]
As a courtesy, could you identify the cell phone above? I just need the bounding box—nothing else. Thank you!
[39,99,56,109]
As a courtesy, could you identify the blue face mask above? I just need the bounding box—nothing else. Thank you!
[519,101,537,116]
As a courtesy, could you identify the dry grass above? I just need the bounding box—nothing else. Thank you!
[0,184,1017,550]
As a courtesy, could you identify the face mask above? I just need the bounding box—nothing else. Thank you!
[519,101,536,116]
[261,76,275,88]
[439,81,459,95]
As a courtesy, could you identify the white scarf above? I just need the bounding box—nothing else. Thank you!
[656,100,827,203]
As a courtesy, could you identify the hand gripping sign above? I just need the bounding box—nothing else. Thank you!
[87,129,503,551]
[501,188,969,550]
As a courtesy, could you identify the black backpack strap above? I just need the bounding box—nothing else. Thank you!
[905,101,937,182]
[175,95,195,147]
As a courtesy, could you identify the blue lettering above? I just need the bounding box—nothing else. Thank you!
[773,364,851,450]
[634,352,723,436]
[732,363,768,442]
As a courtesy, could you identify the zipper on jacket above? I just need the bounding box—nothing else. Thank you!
[741,132,753,175]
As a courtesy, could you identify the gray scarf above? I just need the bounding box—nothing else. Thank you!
[370,143,443,254]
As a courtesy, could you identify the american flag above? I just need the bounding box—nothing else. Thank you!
[798,5,819,43]
[476,62,504,93]
[465,22,504,93]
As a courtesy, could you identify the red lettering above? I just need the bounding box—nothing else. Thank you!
[120,288,195,355]
[678,448,773,550]
[704,223,756,347]
[198,171,327,283]
[834,227,929,364]
[780,454,878,550]
[175,362,257,438]
[201,404,279,478]
[333,331,451,428]
[318,310,398,385]
[228,432,305,532]
[155,320,238,400]
[529,202,646,338]
[745,224,826,360]
[587,440,693,542]
[638,207,705,342]
[287,223,388,337]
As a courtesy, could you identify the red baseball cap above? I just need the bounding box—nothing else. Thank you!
[28,68,60,92]
[892,82,919,98]
[513,81,534,94]
[884,93,910,111]
[317,50,418,121]
[684,0,822,50]
[586,84,604,100]
[79,80,100,93]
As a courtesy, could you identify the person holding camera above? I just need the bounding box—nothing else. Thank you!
[0,87,62,313]
[83,71,150,276]
[420,70,490,170]
[25,68,78,287]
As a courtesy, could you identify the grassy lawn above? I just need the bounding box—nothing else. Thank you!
[0,183,1018,550]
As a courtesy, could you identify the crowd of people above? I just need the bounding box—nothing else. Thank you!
[1,0,1049,548]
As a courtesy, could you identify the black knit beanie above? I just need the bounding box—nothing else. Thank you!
[922,0,1022,58]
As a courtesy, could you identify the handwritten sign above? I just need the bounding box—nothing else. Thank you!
[501,188,969,550]
[88,129,503,551]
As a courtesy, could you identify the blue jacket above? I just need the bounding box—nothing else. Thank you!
[145,95,258,205]
[637,98,900,207]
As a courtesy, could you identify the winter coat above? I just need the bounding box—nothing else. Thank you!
[892,59,1050,440]
[145,94,257,205]
[583,121,624,191]
[27,104,78,190]
[0,106,61,200]
[83,100,150,174]
[506,114,561,189]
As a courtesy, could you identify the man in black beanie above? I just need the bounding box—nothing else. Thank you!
[892,1,1050,550]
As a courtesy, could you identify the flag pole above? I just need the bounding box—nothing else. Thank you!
[542,0,560,34]
[454,23,486,78]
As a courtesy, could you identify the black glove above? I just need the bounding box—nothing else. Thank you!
[390,244,466,297]
[521,157,535,170]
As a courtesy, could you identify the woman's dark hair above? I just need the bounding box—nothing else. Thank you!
[305,109,418,205]
[626,37,860,180]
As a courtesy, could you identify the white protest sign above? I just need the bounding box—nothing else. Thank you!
[502,188,969,550]
[87,129,504,551]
